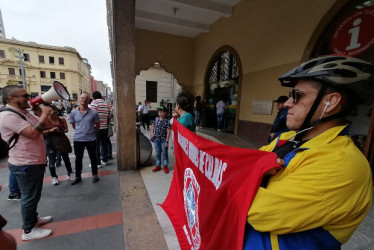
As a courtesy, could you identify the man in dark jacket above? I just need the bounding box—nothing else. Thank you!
[268,95,289,142]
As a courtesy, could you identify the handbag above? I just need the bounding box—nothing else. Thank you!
[50,132,72,154]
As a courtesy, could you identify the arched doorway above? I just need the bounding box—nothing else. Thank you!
[306,0,374,174]
[204,46,242,134]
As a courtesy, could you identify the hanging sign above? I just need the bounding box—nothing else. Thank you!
[330,6,374,56]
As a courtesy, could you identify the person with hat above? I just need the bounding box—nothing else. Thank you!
[244,55,373,249]
[151,106,171,174]
[268,95,289,143]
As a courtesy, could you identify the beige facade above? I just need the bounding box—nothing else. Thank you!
[95,80,106,97]
[0,38,90,101]
[135,62,182,106]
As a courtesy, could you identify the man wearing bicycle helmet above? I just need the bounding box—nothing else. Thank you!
[244,55,373,250]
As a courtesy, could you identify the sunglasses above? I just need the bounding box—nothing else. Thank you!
[13,93,32,99]
[289,89,304,104]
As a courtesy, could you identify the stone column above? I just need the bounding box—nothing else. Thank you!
[112,0,136,170]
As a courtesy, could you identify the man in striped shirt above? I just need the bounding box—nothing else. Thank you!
[90,91,110,167]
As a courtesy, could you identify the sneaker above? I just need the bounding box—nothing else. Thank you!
[7,192,21,201]
[92,175,99,183]
[163,166,169,174]
[67,173,75,181]
[52,177,59,185]
[36,216,53,227]
[101,160,107,166]
[22,227,52,241]
[71,177,82,185]
[89,163,102,169]
[152,166,161,172]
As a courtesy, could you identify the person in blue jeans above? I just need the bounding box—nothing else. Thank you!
[7,172,21,201]
[216,99,226,132]
[151,106,171,174]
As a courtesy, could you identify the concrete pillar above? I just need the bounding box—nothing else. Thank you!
[112,0,136,170]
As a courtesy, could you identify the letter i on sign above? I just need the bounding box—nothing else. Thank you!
[346,18,362,50]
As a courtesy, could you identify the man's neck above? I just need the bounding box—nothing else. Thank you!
[301,119,344,141]
[79,105,88,112]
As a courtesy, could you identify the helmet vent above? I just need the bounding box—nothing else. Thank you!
[333,69,357,77]
[323,63,337,68]
[342,61,374,73]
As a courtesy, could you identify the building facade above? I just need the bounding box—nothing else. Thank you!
[0,38,90,102]
[108,0,374,173]
[135,62,181,107]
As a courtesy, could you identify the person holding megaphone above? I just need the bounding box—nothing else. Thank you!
[0,85,55,241]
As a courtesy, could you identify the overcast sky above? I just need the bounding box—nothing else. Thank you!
[0,0,112,87]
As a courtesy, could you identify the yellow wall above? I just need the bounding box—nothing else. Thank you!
[192,0,337,124]
[135,29,194,89]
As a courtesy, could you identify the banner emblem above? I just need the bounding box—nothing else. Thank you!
[184,168,201,249]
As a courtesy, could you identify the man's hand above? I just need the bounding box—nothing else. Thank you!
[264,158,285,176]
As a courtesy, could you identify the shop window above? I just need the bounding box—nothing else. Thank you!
[146,81,157,102]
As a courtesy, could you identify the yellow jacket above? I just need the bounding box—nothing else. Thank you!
[245,125,373,250]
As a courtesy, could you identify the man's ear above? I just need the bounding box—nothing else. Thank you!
[325,92,342,112]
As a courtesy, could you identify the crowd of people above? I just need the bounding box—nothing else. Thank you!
[0,88,114,242]
[0,55,373,248]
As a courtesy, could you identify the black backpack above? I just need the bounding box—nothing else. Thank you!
[0,107,27,150]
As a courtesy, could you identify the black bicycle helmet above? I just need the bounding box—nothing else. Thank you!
[279,55,374,104]
[278,55,374,144]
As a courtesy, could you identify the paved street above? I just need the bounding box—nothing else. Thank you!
[0,122,125,250]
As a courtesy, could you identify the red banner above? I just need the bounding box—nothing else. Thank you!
[159,119,279,250]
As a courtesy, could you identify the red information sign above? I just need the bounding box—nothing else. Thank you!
[330,6,374,56]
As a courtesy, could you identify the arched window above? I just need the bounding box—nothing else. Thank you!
[205,48,241,134]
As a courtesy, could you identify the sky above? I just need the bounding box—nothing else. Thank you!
[0,0,112,87]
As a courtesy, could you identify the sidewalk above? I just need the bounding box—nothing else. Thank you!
[1,126,373,249]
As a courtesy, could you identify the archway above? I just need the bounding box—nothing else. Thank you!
[204,46,242,134]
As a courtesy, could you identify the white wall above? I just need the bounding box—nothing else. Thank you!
[135,63,181,108]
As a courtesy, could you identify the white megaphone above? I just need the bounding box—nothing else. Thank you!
[29,81,70,106]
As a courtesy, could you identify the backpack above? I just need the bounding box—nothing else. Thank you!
[0,107,27,150]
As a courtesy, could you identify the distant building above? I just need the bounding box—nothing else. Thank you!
[135,62,181,106]
[0,38,90,101]
[0,10,5,38]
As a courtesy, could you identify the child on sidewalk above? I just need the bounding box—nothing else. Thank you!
[150,106,171,173]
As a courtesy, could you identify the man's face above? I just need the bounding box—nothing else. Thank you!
[79,94,89,106]
[284,80,321,131]
[10,88,30,110]
[276,102,285,111]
